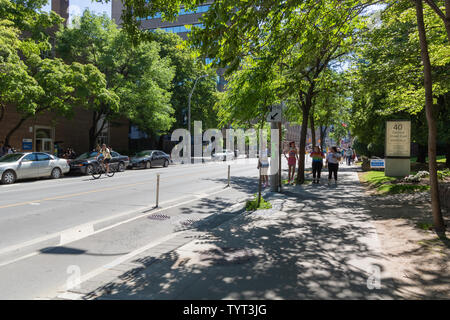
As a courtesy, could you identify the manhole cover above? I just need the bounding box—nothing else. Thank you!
[148,214,170,220]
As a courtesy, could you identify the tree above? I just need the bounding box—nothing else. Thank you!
[423,0,450,42]
[413,0,445,234]
[216,57,281,204]
[150,30,219,133]
[0,1,117,146]
[56,11,175,149]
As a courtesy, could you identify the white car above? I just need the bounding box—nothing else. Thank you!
[211,149,235,161]
[0,152,70,184]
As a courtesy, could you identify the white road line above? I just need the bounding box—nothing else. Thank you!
[0,186,229,268]
[53,231,183,299]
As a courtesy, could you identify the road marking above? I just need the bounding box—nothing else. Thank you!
[0,187,229,268]
[54,231,182,299]
[60,224,95,245]
[0,161,255,209]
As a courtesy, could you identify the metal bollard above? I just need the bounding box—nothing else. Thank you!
[227,165,231,187]
[156,173,160,207]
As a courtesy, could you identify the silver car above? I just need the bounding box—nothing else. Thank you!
[0,152,70,184]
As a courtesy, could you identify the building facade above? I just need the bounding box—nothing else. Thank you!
[111,0,227,91]
[0,1,130,156]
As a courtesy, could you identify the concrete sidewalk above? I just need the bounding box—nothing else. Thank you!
[58,167,400,299]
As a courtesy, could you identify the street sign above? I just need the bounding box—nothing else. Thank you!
[370,159,385,169]
[22,139,32,151]
[385,120,411,157]
[267,105,282,122]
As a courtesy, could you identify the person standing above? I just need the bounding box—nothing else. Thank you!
[0,141,5,157]
[326,146,341,185]
[345,147,353,166]
[284,141,298,185]
[310,146,325,184]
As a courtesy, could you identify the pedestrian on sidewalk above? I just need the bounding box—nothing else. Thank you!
[284,141,298,185]
[310,146,325,184]
[326,146,341,185]
[345,147,353,166]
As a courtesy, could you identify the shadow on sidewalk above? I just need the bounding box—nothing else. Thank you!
[76,168,409,300]
[77,167,448,299]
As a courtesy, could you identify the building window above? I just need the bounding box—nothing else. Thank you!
[35,127,54,153]
[138,5,210,20]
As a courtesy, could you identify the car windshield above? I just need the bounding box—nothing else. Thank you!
[135,151,153,157]
[75,152,98,160]
[0,153,24,162]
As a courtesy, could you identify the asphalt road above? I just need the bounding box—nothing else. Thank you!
[0,158,262,299]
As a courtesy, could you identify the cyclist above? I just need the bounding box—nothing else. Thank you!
[97,144,112,174]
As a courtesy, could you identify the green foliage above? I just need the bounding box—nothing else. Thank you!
[56,10,176,141]
[245,194,272,211]
[150,30,219,131]
[0,1,117,145]
[437,168,450,180]
[360,170,430,194]
[377,184,430,194]
[349,2,450,157]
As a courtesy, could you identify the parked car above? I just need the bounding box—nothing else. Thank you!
[128,150,170,169]
[211,149,235,161]
[0,152,70,184]
[69,151,129,175]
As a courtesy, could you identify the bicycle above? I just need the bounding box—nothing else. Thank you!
[92,159,115,179]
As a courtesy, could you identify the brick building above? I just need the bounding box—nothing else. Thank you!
[0,1,130,156]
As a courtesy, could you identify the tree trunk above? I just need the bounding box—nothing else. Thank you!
[89,111,97,151]
[310,113,316,148]
[297,104,310,184]
[4,117,28,148]
[415,0,446,234]
[417,143,427,163]
[320,125,327,151]
[89,111,106,150]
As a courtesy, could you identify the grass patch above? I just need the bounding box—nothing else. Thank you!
[360,171,396,187]
[410,155,446,163]
[360,170,430,195]
[377,184,430,194]
[245,194,272,211]
[416,221,434,231]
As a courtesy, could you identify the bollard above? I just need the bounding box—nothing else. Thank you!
[156,173,160,208]
[227,165,231,187]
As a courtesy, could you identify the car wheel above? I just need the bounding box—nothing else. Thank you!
[1,170,16,184]
[163,159,169,167]
[86,164,94,175]
[118,162,125,172]
[146,161,152,169]
[51,167,62,179]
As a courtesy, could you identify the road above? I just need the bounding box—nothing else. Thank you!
[0,158,261,299]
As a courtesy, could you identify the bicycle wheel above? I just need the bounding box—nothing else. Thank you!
[92,165,102,179]
[106,166,115,177]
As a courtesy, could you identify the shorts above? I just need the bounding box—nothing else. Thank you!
[288,157,296,166]
[260,166,269,175]
[103,158,111,164]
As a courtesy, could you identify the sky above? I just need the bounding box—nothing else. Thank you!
[42,0,111,24]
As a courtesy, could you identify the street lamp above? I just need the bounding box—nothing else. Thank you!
[188,74,208,135]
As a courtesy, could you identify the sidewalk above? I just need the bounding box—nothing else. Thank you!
[59,167,400,299]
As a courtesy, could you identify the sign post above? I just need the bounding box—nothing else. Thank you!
[267,105,282,192]
[385,120,411,177]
